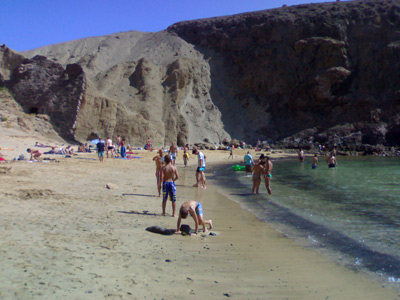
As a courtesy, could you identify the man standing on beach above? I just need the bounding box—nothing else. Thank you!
[193,148,206,189]
[152,149,164,197]
[169,142,178,166]
[106,137,114,158]
[96,138,105,163]
[244,151,254,176]
[264,156,273,195]
[161,155,179,216]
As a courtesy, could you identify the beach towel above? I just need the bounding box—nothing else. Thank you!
[146,226,175,235]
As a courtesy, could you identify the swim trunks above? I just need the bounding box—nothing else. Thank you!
[156,171,162,186]
[195,202,203,216]
[162,181,176,202]
[108,146,113,150]
[170,153,176,160]
[265,174,272,178]
[196,167,205,172]
[312,164,318,169]
[98,151,104,157]
[328,164,336,168]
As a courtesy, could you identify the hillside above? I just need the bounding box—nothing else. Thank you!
[2,0,400,151]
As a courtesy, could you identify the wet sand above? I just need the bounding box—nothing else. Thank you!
[0,148,399,299]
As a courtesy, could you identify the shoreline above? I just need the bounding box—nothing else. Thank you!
[0,148,399,299]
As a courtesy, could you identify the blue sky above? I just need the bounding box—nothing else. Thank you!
[1,0,345,51]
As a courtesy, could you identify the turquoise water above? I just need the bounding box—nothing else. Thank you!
[212,156,400,280]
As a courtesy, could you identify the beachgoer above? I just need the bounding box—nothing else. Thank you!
[152,149,164,197]
[26,148,42,161]
[264,156,273,195]
[106,137,114,158]
[252,159,264,194]
[176,200,213,234]
[327,153,338,168]
[169,142,178,166]
[298,147,305,162]
[146,138,152,151]
[228,146,234,159]
[116,135,121,152]
[120,138,126,158]
[312,154,318,169]
[244,151,254,176]
[183,150,189,167]
[96,138,105,163]
[192,148,206,189]
[161,155,179,216]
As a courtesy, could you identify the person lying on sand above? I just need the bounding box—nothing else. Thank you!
[27,148,42,161]
[176,200,213,234]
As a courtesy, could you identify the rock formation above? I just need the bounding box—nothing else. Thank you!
[2,0,400,150]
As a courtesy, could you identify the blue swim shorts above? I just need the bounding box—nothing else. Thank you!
[170,153,176,160]
[162,181,177,202]
[98,151,104,157]
[196,167,205,172]
[195,202,203,216]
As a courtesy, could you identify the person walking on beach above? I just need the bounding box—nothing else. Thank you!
[252,159,264,194]
[228,146,234,159]
[312,154,318,169]
[169,142,178,166]
[27,148,42,161]
[327,152,338,168]
[116,135,121,152]
[264,156,273,195]
[244,151,254,176]
[183,149,189,167]
[96,138,105,163]
[176,200,213,234]
[161,155,179,216]
[192,148,206,189]
[152,149,164,197]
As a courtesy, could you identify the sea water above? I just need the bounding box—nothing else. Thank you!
[211,156,400,281]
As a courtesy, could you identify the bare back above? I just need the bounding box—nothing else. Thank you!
[162,164,178,182]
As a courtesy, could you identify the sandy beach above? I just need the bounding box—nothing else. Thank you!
[1,129,400,299]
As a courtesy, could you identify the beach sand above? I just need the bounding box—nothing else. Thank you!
[0,133,399,299]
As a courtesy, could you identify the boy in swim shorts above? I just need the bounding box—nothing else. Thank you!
[176,200,213,234]
[161,155,179,216]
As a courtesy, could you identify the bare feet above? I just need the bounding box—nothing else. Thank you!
[209,220,213,229]
[193,183,199,187]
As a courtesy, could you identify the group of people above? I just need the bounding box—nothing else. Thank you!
[298,148,338,169]
[95,136,127,162]
[152,145,212,234]
[243,151,274,195]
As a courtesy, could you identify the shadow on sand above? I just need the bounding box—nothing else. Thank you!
[122,193,158,197]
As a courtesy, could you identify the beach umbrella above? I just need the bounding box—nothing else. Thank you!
[90,139,100,144]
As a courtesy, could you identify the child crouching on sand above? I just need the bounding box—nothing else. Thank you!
[176,200,213,234]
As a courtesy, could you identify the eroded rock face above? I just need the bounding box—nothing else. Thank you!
[168,0,400,149]
[5,0,400,150]
[1,47,86,141]
[22,31,229,147]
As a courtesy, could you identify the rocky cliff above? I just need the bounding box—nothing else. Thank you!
[3,0,400,150]
[167,0,400,150]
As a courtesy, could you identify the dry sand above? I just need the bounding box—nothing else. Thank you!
[1,128,400,299]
